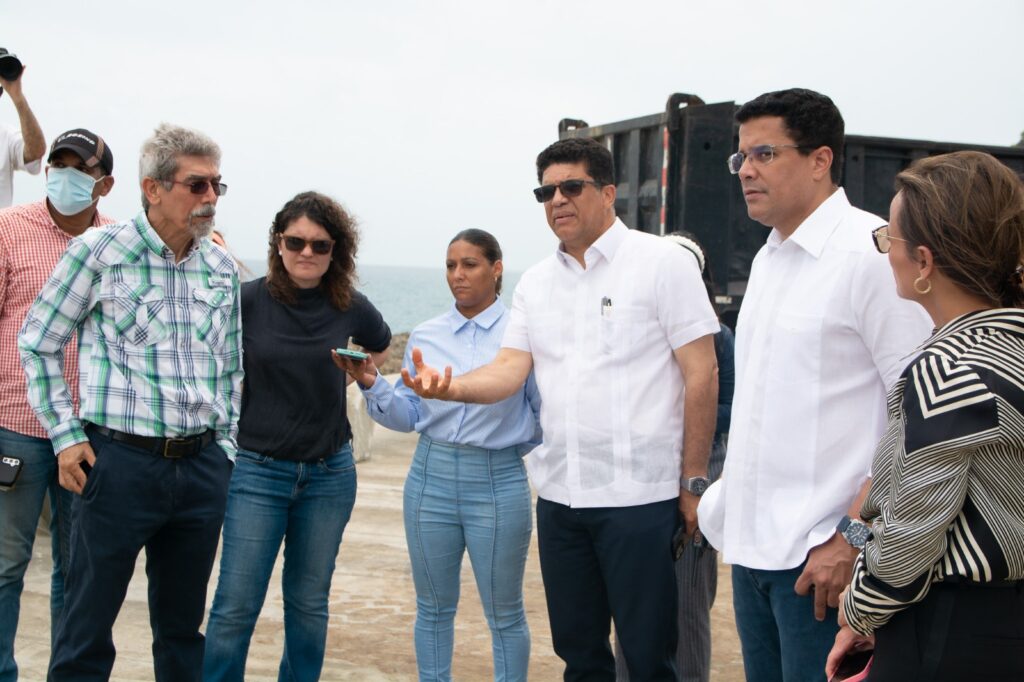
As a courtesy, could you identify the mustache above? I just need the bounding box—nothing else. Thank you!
[190,205,216,219]
[188,204,216,238]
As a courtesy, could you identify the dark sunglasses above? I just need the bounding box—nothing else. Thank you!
[533,179,603,203]
[279,234,335,255]
[169,179,229,196]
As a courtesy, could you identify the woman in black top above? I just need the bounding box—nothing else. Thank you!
[826,152,1024,681]
[203,192,391,682]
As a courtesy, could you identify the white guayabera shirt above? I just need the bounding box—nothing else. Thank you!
[699,189,933,570]
[503,219,719,508]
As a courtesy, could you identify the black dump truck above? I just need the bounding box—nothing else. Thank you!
[558,93,1024,327]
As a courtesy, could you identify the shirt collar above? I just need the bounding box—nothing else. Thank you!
[447,297,506,333]
[134,210,201,261]
[769,187,850,258]
[554,218,628,269]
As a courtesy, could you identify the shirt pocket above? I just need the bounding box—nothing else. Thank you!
[600,304,649,354]
[191,286,234,346]
[100,281,170,347]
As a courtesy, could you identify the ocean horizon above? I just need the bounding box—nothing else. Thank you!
[241,260,520,334]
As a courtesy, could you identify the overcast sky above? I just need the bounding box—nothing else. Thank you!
[5,0,1022,271]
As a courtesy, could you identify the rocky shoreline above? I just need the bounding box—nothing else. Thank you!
[378,332,409,375]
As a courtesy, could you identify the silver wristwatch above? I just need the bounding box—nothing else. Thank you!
[837,515,871,549]
[680,475,710,496]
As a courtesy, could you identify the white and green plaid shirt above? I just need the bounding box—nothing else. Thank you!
[18,211,243,458]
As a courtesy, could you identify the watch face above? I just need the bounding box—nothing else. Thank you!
[685,477,709,496]
[845,521,872,549]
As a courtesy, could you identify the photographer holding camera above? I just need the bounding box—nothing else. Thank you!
[0,49,45,208]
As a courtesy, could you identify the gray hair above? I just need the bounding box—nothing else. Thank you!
[139,123,221,209]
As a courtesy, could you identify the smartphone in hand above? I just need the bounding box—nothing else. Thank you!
[335,348,369,361]
[829,648,872,682]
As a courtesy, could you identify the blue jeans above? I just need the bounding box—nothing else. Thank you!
[203,444,357,682]
[0,425,72,682]
[731,562,839,682]
[49,426,232,682]
[404,436,532,682]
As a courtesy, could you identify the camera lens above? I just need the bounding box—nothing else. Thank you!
[0,50,24,81]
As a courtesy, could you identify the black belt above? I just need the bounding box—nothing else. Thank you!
[89,424,214,458]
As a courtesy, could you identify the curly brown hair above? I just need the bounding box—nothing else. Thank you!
[265,191,359,310]
[895,151,1024,308]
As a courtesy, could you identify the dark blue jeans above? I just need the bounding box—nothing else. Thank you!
[537,497,678,682]
[0,426,72,682]
[731,562,838,682]
[48,427,232,682]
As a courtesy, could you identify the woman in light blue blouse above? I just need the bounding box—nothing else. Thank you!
[336,229,540,682]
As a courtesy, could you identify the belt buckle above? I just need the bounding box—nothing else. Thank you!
[162,437,191,459]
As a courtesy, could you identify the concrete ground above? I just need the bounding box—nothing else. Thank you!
[15,422,745,680]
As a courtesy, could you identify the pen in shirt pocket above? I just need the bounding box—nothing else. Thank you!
[601,297,613,318]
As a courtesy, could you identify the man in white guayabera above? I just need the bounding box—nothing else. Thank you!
[401,136,720,681]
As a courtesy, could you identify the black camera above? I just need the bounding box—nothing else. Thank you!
[0,48,25,82]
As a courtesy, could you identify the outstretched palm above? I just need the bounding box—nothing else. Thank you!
[401,347,453,399]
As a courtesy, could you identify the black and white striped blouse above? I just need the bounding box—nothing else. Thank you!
[844,308,1024,636]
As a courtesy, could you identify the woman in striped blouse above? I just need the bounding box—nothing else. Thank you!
[826,151,1024,681]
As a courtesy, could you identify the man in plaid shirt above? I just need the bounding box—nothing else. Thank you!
[0,128,115,682]
[19,123,242,682]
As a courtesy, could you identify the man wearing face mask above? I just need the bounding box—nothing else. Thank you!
[0,127,114,681]
[19,123,241,682]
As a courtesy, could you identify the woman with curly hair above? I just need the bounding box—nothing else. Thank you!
[203,191,391,681]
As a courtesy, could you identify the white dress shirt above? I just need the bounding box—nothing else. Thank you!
[0,125,42,208]
[503,219,719,508]
[698,188,932,570]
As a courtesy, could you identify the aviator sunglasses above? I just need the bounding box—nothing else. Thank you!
[533,179,603,203]
[279,234,335,255]
[168,179,229,196]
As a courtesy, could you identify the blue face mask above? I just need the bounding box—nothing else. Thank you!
[46,166,102,216]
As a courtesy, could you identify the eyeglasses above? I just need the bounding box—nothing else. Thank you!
[871,225,911,254]
[532,179,603,203]
[168,179,229,196]
[279,234,335,255]
[727,144,809,174]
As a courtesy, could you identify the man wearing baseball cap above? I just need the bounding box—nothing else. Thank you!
[0,128,114,680]
[0,49,45,208]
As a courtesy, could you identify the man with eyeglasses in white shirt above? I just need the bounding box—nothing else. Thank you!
[696,88,931,681]
[401,137,720,681]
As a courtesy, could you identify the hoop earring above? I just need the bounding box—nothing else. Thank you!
[913,276,932,295]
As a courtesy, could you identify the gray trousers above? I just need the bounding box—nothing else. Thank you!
[614,436,726,682]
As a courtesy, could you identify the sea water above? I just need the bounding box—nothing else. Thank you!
[241,260,521,333]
